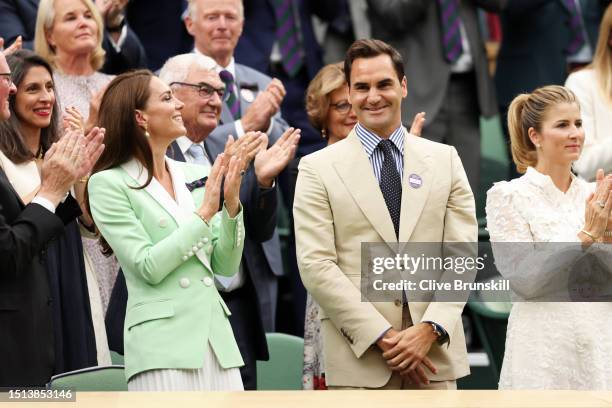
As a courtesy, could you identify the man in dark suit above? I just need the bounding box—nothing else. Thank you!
[234,0,342,157]
[0,0,147,75]
[494,0,610,177]
[159,52,299,390]
[184,0,290,334]
[367,0,506,193]
[0,51,104,386]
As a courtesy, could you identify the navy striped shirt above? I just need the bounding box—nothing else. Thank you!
[355,123,405,183]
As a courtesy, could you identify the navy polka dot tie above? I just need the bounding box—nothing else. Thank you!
[378,139,402,239]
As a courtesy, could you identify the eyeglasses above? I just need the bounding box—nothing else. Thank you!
[170,81,225,100]
[330,101,352,114]
[0,72,12,87]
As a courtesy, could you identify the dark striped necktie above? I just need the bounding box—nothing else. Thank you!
[219,70,241,120]
[378,140,402,239]
[271,0,304,77]
[563,0,586,55]
[437,0,463,63]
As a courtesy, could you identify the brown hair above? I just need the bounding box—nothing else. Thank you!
[0,50,60,164]
[86,69,155,255]
[507,85,579,173]
[305,62,346,134]
[589,4,612,105]
[344,39,405,85]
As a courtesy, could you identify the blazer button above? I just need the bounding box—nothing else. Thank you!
[197,242,204,248]
[159,218,168,228]
[202,237,209,244]
[182,255,188,261]
[179,278,191,288]
[203,277,213,287]
[192,246,199,253]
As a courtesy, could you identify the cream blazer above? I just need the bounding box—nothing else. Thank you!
[293,129,477,387]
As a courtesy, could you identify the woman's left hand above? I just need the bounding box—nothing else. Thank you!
[223,146,246,217]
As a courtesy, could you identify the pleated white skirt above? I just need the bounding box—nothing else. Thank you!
[127,341,244,391]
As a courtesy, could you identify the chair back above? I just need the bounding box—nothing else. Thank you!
[257,333,304,390]
[47,365,128,391]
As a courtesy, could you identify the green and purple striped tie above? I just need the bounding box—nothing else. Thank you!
[271,0,304,77]
[437,0,463,63]
[563,0,586,55]
[219,70,241,120]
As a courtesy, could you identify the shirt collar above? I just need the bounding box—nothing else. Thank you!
[524,166,579,198]
[176,136,202,155]
[355,122,405,158]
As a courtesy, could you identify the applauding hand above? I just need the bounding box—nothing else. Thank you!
[254,127,300,187]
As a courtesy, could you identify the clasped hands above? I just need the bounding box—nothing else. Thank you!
[376,324,439,387]
[581,169,612,244]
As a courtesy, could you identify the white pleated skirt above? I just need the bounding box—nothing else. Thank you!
[127,341,244,391]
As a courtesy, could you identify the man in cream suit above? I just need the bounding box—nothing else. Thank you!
[294,39,477,389]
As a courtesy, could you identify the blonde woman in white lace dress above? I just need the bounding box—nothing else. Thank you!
[486,85,612,390]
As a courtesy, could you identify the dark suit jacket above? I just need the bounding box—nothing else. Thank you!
[368,0,505,125]
[495,0,610,108]
[235,0,342,80]
[126,0,194,71]
[0,168,80,387]
[0,0,147,75]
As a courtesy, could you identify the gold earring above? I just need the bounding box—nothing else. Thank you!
[143,124,150,138]
[321,129,327,139]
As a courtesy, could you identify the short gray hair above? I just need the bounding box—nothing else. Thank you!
[158,53,218,84]
[187,0,244,20]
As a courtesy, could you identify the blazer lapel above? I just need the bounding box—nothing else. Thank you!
[120,159,184,227]
[399,131,433,242]
[332,131,397,243]
[234,64,254,117]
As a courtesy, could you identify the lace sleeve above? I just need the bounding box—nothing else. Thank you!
[486,183,585,300]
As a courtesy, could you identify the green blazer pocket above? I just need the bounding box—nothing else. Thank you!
[126,299,175,330]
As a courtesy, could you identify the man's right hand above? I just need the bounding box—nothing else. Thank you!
[376,327,437,387]
[241,79,286,132]
[38,130,85,207]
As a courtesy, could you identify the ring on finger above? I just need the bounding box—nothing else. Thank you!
[597,200,606,208]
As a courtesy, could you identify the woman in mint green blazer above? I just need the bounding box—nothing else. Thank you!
[86,70,246,391]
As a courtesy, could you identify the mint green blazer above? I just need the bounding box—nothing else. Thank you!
[88,158,245,381]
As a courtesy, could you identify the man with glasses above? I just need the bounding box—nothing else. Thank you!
[0,57,14,120]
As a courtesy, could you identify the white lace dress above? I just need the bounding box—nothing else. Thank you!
[486,167,612,390]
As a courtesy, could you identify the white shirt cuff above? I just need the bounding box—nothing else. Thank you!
[265,118,274,135]
[234,120,245,138]
[107,25,128,52]
[31,196,57,213]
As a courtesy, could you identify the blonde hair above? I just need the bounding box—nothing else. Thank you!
[34,0,106,72]
[305,63,347,134]
[507,85,579,173]
[590,4,612,105]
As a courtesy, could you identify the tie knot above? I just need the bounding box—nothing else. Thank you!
[378,139,396,158]
[219,70,235,85]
